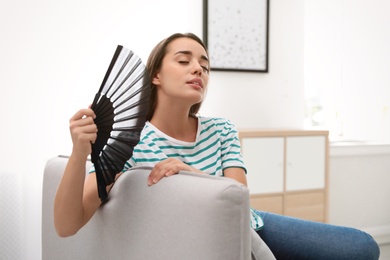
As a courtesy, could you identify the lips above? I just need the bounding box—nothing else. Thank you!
[187,78,203,88]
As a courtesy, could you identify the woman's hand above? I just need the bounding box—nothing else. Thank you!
[148,158,202,186]
[69,108,97,159]
[54,108,99,237]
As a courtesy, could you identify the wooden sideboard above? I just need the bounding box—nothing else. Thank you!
[238,129,329,223]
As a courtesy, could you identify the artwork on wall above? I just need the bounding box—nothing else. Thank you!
[203,0,269,72]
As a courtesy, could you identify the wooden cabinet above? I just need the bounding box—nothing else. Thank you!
[239,130,329,223]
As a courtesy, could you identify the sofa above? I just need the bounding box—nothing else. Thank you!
[42,156,275,260]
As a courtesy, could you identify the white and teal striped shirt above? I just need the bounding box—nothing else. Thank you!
[92,116,263,230]
[123,117,245,175]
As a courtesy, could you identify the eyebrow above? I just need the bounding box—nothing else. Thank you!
[174,50,209,63]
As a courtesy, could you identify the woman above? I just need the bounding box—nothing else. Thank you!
[54,33,380,259]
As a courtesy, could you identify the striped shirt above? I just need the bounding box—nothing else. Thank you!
[123,117,245,175]
[91,116,263,230]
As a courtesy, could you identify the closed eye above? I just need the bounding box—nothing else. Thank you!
[178,60,209,73]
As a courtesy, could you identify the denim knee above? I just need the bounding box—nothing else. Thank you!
[351,231,380,260]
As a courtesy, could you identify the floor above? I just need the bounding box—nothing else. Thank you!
[380,243,390,260]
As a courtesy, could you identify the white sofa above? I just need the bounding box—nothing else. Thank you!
[42,156,275,260]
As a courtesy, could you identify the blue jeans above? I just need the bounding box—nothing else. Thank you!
[255,210,380,260]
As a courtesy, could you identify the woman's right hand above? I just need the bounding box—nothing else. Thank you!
[69,108,97,158]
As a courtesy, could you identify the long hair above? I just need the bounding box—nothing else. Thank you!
[145,33,209,121]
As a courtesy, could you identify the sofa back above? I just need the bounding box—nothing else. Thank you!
[42,156,253,260]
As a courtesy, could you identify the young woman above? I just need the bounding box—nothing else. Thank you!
[54,33,380,259]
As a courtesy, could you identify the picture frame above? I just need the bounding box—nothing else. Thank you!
[203,0,270,72]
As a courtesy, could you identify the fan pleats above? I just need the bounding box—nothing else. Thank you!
[91,45,150,201]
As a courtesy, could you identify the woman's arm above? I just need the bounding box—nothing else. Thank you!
[54,108,101,237]
[147,158,247,187]
[147,158,202,186]
[223,167,248,186]
[54,156,101,237]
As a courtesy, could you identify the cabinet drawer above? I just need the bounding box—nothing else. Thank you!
[250,195,283,215]
[285,192,325,222]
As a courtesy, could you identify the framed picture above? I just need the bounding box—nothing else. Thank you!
[203,0,269,72]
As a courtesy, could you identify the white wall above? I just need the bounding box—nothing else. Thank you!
[329,144,390,244]
[304,0,390,141]
[0,1,305,259]
[2,0,390,258]
[0,1,203,259]
[202,0,305,128]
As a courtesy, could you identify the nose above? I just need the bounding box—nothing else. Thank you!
[192,61,203,76]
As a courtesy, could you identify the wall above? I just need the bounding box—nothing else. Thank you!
[304,0,390,246]
[202,0,305,128]
[329,143,390,245]
[0,0,305,259]
[304,0,390,141]
[0,1,203,259]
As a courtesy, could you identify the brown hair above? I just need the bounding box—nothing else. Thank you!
[145,33,209,121]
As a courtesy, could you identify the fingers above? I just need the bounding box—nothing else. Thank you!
[70,116,94,131]
[70,123,98,143]
[148,158,188,186]
[70,108,96,122]
[69,108,96,131]
[70,109,97,137]
[69,108,98,157]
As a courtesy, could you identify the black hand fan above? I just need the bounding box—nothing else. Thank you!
[90,45,151,201]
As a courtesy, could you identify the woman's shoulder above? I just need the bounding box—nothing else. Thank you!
[139,123,157,142]
[198,116,233,125]
[198,116,238,133]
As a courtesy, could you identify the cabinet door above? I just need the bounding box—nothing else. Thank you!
[242,137,284,194]
[285,191,325,222]
[250,195,283,214]
[286,136,326,191]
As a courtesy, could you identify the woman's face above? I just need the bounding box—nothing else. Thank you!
[152,37,210,107]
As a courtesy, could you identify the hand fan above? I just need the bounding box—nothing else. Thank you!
[90,45,151,201]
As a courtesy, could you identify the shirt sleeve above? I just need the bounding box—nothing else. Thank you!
[250,207,264,230]
[218,119,263,229]
[88,164,95,174]
[219,118,247,173]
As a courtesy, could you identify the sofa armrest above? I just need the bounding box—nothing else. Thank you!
[42,156,253,260]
